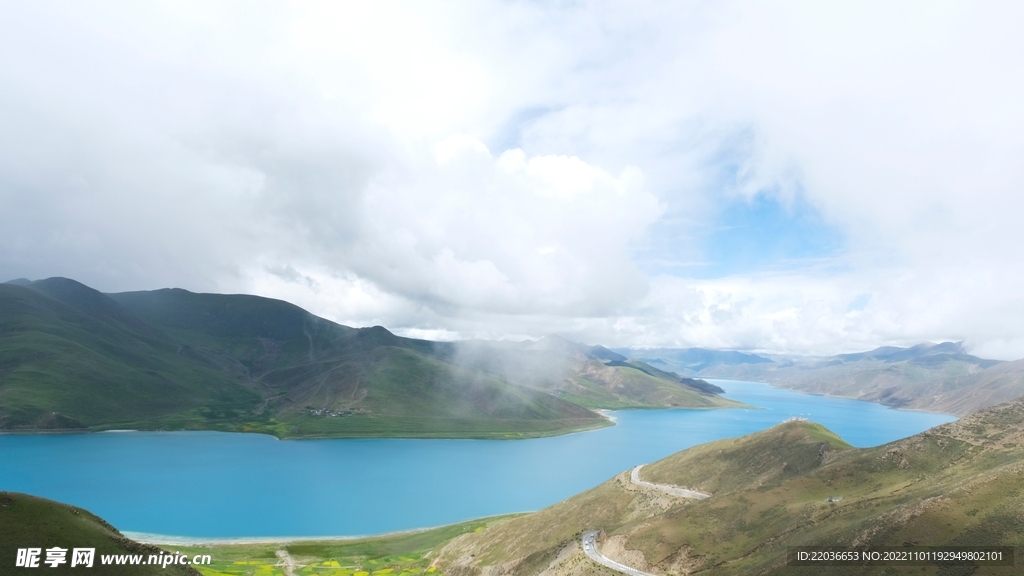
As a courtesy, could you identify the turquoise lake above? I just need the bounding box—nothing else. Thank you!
[0,380,956,538]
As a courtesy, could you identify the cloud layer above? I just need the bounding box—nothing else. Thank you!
[2,1,1023,358]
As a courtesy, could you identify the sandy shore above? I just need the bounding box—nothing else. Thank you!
[124,530,425,546]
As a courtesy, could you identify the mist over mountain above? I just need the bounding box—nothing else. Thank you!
[0,277,736,437]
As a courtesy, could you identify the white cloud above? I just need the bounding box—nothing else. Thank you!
[257,135,661,318]
[2,1,1024,358]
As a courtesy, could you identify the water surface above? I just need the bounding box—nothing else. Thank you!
[0,380,955,538]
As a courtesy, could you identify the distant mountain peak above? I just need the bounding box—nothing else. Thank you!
[622,347,773,373]
[13,276,164,340]
[837,341,979,364]
[534,334,573,345]
[919,341,966,354]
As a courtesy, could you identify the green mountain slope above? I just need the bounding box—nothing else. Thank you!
[0,282,260,430]
[2,278,737,438]
[437,399,1024,575]
[106,287,610,438]
[0,492,199,575]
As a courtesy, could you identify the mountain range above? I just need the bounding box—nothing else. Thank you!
[628,342,1024,416]
[0,277,737,438]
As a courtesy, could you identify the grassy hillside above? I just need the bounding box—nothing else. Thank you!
[2,278,737,439]
[0,282,260,430]
[559,359,736,410]
[0,280,606,438]
[0,491,199,575]
[436,399,1024,575]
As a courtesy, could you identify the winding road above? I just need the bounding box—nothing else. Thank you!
[580,466,710,574]
[629,464,710,499]
[581,531,655,576]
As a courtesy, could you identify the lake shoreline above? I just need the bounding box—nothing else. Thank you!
[706,378,958,417]
[0,419,615,441]
[1,380,957,539]
[124,514,525,546]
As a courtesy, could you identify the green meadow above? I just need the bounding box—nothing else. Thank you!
[175,516,517,576]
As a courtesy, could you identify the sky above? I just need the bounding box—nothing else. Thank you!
[2,1,1024,359]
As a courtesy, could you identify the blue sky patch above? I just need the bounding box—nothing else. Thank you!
[636,191,845,279]
[701,192,844,277]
